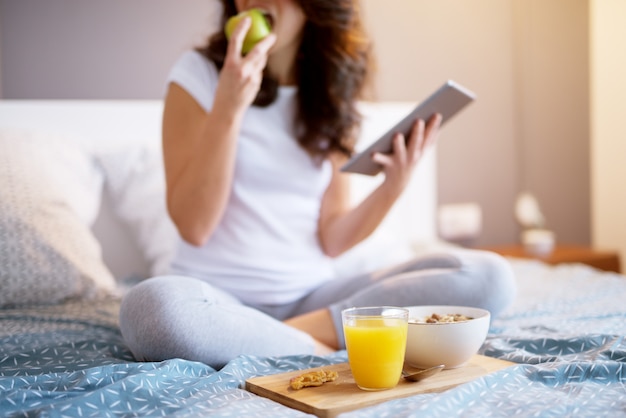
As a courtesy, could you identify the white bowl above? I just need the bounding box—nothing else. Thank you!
[405,305,490,369]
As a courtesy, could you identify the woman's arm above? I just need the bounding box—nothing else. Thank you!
[162,18,276,246]
[318,114,442,257]
[162,84,241,246]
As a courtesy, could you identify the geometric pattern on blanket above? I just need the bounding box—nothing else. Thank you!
[0,356,343,417]
[342,360,626,418]
[1,259,625,417]
[1,338,625,417]
[347,259,626,417]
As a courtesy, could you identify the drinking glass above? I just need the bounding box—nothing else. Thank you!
[342,306,409,391]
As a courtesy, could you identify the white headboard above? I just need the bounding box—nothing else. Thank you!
[0,100,437,280]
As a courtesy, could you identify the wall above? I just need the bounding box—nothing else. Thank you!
[511,0,590,245]
[0,10,3,97]
[0,0,218,99]
[360,0,519,246]
[0,0,594,247]
[361,0,591,247]
[590,0,626,264]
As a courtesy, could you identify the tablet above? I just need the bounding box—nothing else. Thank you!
[341,80,476,176]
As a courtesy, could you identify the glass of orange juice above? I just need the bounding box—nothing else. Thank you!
[342,306,409,391]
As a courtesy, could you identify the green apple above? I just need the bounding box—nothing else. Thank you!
[224,8,272,55]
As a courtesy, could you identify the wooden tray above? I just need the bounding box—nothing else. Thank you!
[246,354,515,418]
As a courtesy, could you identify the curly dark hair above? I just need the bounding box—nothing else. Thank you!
[197,0,373,159]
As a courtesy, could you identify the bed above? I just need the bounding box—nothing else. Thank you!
[1,101,625,417]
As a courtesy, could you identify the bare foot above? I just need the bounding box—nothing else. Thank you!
[313,339,336,355]
[284,308,339,349]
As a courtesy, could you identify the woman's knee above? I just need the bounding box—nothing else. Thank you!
[470,250,517,316]
[419,249,516,317]
[119,276,316,368]
[119,275,216,362]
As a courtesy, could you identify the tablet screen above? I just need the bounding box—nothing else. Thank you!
[341,80,476,176]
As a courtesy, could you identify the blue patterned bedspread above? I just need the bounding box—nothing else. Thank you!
[1,259,625,417]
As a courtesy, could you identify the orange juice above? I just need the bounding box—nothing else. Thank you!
[342,308,408,390]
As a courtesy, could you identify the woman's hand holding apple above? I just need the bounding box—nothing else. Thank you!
[214,11,276,119]
[225,9,273,55]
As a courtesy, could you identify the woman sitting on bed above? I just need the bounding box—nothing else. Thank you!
[119,0,516,369]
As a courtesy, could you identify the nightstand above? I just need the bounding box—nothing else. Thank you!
[481,244,621,273]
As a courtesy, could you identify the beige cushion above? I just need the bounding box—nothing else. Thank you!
[0,129,117,307]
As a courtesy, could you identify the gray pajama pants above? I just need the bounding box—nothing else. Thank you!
[119,248,516,369]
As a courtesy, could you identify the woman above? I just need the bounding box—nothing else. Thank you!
[119,0,516,369]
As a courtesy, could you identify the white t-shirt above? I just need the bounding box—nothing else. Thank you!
[166,51,336,305]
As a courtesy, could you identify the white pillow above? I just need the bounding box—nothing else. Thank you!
[0,129,117,307]
[97,136,177,278]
